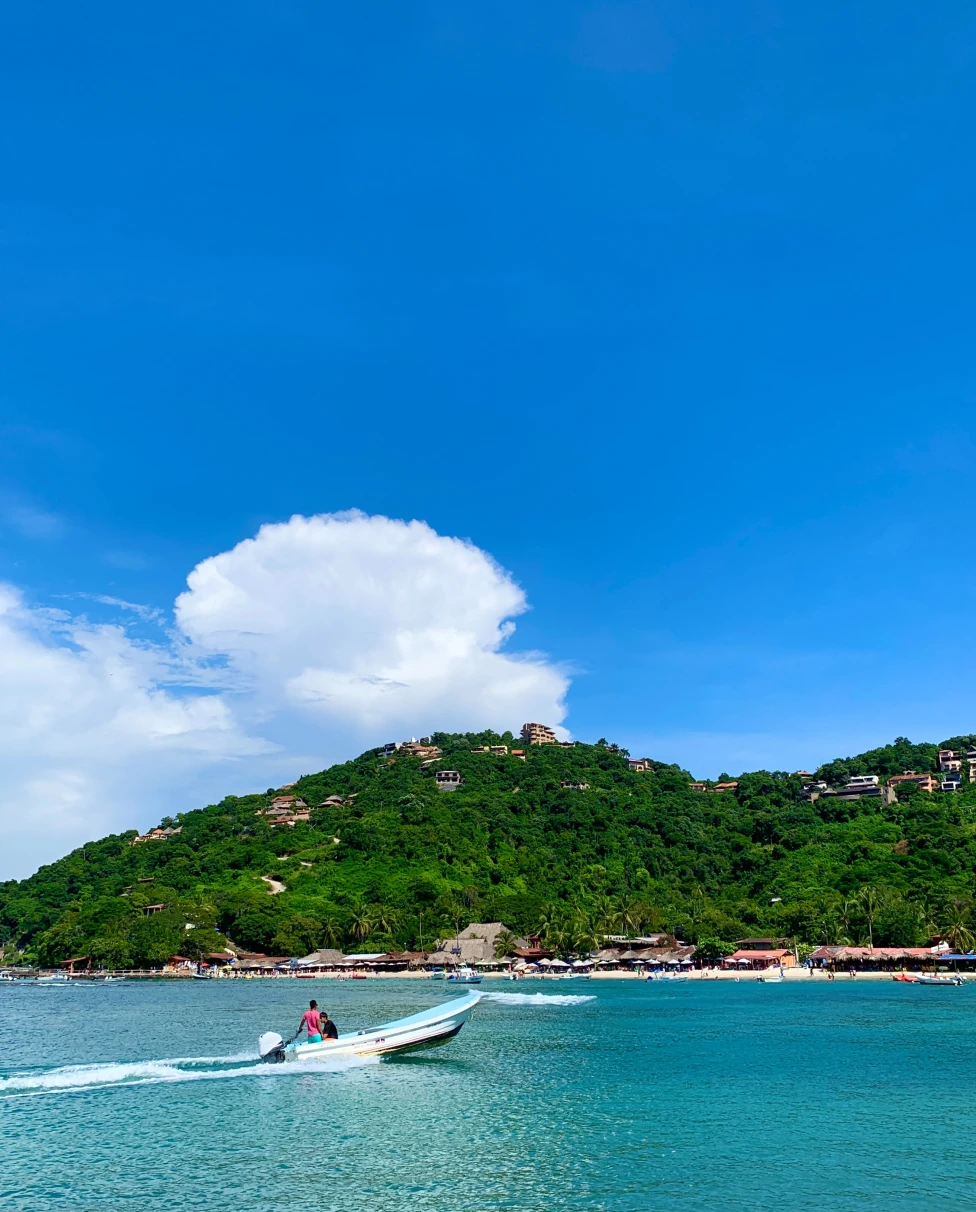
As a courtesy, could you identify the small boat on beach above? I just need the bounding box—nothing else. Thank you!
[893,972,966,985]
[258,991,482,1063]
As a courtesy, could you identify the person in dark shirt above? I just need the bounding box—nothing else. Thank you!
[319,1012,339,1039]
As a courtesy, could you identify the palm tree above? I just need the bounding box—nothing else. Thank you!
[592,895,617,941]
[537,902,561,944]
[494,930,519,959]
[858,886,885,949]
[617,897,642,937]
[371,904,400,936]
[838,897,858,941]
[348,905,374,944]
[941,905,975,954]
[320,916,341,947]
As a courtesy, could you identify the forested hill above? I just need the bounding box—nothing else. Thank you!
[3,730,976,967]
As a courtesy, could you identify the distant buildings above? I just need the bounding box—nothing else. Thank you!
[938,749,963,773]
[255,795,310,827]
[887,771,939,794]
[382,736,435,758]
[130,826,182,845]
[521,723,558,746]
[435,770,463,792]
[560,780,590,790]
[627,758,653,772]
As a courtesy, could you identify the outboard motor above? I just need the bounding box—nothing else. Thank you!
[258,1031,286,1064]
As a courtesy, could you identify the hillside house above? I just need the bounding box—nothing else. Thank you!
[938,749,962,773]
[401,742,442,760]
[490,745,509,755]
[710,781,739,794]
[942,774,963,793]
[888,771,939,793]
[560,780,590,790]
[521,722,557,746]
[968,746,976,782]
[435,770,463,791]
[511,749,526,761]
[470,746,490,753]
[688,782,708,793]
[268,795,307,812]
[627,758,653,772]
[130,826,182,846]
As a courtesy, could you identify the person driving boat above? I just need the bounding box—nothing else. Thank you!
[299,999,325,1043]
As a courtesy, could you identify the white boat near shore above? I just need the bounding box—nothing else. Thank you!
[258,991,482,1063]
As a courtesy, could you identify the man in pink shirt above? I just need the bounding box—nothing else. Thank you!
[299,999,324,1043]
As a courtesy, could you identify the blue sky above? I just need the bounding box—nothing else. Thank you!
[2,2,976,875]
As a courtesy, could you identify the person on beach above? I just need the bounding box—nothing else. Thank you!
[299,999,325,1043]
[319,1012,339,1040]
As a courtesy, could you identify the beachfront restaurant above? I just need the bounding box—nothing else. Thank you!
[723,949,795,971]
[809,946,949,972]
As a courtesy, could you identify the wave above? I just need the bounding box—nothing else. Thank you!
[0,1051,376,1100]
[482,992,595,1006]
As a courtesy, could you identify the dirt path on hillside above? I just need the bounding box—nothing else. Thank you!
[261,875,286,895]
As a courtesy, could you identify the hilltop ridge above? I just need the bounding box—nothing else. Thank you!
[3,728,976,966]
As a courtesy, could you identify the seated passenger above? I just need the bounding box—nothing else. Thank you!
[319,1012,339,1040]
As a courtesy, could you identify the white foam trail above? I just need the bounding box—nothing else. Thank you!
[482,992,595,1006]
[0,1052,377,1100]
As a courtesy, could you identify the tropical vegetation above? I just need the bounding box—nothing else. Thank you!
[3,732,976,967]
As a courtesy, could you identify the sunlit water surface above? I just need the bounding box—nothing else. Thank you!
[1,978,974,1210]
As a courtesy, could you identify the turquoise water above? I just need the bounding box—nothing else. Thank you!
[1,978,974,1210]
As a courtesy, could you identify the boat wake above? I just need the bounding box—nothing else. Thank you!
[0,1050,377,1101]
[483,992,595,1006]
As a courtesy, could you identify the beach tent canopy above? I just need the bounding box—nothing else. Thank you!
[736,958,751,964]
[680,958,694,965]
[549,959,570,968]
[538,958,554,966]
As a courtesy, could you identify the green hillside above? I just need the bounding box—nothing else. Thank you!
[4,731,976,967]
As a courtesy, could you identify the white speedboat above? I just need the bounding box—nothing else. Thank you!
[258,991,482,1063]
[446,965,482,984]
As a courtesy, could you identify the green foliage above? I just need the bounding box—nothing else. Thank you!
[4,731,976,965]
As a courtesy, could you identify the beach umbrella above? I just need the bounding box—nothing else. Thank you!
[549,959,570,968]
[680,959,694,965]
[538,958,553,967]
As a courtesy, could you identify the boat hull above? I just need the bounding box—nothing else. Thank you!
[276,992,482,1063]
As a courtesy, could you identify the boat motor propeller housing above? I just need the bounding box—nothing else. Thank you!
[258,1031,286,1064]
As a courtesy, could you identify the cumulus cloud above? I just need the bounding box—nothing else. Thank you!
[175,511,568,734]
[0,512,569,879]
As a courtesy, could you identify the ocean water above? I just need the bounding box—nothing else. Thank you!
[1,977,974,1210]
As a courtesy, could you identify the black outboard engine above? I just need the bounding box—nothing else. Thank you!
[258,1031,286,1064]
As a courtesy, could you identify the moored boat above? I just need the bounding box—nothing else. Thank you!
[258,991,482,1063]
[447,965,482,984]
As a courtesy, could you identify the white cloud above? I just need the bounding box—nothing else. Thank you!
[0,512,569,879]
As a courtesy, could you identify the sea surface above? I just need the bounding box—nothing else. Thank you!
[1,977,974,1210]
